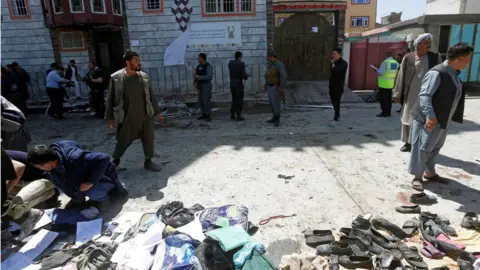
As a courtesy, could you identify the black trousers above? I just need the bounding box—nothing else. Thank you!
[46,88,65,118]
[91,89,105,117]
[230,86,244,117]
[378,88,393,116]
[329,88,343,121]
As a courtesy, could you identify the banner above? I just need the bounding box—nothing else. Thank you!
[188,22,242,45]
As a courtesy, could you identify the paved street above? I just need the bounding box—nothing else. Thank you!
[27,99,480,264]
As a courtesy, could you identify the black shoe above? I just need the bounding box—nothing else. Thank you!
[352,214,371,230]
[376,113,388,117]
[205,115,212,122]
[316,241,352,256]
[267,117,275,123]
[230,110,236,120]
[144,159,163,172]
[339,255,373,269]
[236,117,245,121]
[369,228,396,249]
[400,143,411,152]
[197,114,207,120]
[113,159,120,168]
[371,218,407,240]
[274,116,280,127]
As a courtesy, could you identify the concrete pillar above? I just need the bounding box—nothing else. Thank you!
[121,0,131,52]
[49,29,62,65]
[337,9,346,48]
[85,30,96,64]
[266,0,274,50]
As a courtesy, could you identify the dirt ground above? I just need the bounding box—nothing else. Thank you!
[26,99,480,265]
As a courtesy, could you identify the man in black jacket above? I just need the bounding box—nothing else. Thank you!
[329,48,348,126]
[408,43,473,191]
[228,51,248,121]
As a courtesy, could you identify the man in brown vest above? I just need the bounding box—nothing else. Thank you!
[393,33,442,152]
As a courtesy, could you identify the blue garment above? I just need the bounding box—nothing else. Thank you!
[233,242,265,269]
[46,71,69,89]
[49,140,121,202]
[162,234,200,269]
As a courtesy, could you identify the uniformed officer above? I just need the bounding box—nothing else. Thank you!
[376,52,399,117]
[195,53,214,121]
[264,50,287,127]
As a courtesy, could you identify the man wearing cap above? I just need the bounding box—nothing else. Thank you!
[264,50,287,127]
[394,33,442,152]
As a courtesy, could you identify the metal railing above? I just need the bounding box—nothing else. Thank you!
[27,64,266,104]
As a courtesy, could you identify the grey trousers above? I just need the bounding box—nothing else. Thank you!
[408,120,448,178]
[401,124,411,143]
[113,120,155,160]
[198,82,212,115]
[268,85,281,116]
[2,179,55,219]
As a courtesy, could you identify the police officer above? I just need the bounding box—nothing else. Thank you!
[376,52,399,117]
[264,50,287,127]
[228,51,248,121]
[195,53,214,121]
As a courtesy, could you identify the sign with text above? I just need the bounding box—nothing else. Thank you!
[188,22,242,45]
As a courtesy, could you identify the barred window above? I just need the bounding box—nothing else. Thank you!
[91,0,105,13]
[59,31,86,51]
[204,0,253,14]
[70,0,84,12]
[112,0,122,15]
[144,0,162,11]
[9,0,29,17]
[52,0,63,13]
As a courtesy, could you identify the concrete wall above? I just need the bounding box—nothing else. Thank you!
[464,0,480,14]
[426,0,462,14]
[345,0,377,33]
[1,0,55,99]
[124,0,267,95]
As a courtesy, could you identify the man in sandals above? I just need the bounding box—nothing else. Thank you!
[408,43,473,191]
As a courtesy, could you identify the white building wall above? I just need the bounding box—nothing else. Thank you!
[425,0,462,15]
[1,0,55,99]
[464,0,480,14]
[125,0,267,95]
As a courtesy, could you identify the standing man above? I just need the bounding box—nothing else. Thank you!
[46,63,58,76]
[375,51,399,117]
[85,62,105,118]
[106,51,164,172]
[46,66,70,119]
[329,48,348,126]
[228,51,248,121]
[66,59,82,99]
[11,62,31,116]
[408,43,472,191]
[195,53,213,121]
[264,50,287,127]
[394,34,442,152]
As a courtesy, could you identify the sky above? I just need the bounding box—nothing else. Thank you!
[376,0,426,23]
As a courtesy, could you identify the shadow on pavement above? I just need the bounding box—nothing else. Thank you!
[425,178,480,213]
[437,154,480,176]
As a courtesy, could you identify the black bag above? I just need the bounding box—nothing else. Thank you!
[157,201,204,228]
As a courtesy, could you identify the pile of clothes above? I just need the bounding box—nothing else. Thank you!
[301,212,480,270]
[1,201,277,270]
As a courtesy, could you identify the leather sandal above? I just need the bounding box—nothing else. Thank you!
[461,212,480,230]
[409,192,437,205]
[411,178,424,191]
[304,229,335,248]
[395,205,421,214]
[397,242,428,269]
[402,219,419,237]
[316,241,352,256]
[372,218,407,240]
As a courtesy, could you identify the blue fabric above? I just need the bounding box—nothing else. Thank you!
[46,71,69,89]
[162,234,200,270]
[233,242,265,269]
[48,208,90,225]
[84,181,115,202]
[49,140,118,201]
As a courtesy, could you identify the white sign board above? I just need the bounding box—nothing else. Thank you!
[188,22,242,45]
[164,29,190,66]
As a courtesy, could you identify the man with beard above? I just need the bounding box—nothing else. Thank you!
[394,34,442,152]
[85,62,105,118]
[408,43,472,191]
[106,51,164,172]
[228,51,248,121]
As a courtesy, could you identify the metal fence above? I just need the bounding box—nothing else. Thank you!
[27,64,266,104]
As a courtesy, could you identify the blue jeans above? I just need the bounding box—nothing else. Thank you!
[83,182,115,202]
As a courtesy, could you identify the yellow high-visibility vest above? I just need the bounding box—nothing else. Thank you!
[378,58,399,89]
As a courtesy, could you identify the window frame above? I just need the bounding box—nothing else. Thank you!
[351,0,370,4]
[70,0,85,13]
[112,0,122,15]
[90,0,106,14]
[351,16,369,27]
[57,30,87,52]
[52,0,64,14]
[201,0,255,17]
[142,0,164,14]
[7,0,32,20]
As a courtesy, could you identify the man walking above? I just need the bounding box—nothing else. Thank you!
[46,66,70,119]
[106,51,164,172]
[228,51,248,121]
[375,52,399,117]
[329,48,348,126]
[408,43,472,191]
[264,50,287,127]
[66,59,82,99]
[394,34,442,152]
[85,62,105,118]
[195,53,213,121]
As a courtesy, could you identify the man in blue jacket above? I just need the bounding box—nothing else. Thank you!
[27,140,127,205]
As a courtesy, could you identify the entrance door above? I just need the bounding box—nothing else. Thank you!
[98,43,111,75]
[274,12,337,81]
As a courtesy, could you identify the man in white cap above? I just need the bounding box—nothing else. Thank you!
[394,33,442,152]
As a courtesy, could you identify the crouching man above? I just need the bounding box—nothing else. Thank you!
[27,140,128,207]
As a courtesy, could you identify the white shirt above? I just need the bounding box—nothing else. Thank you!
[71,67,77,82]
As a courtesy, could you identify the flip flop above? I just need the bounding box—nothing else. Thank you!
[424,174,449,184]
[402,219,419,237]
[409,192,437,205]
[395,205,421,214]
[397,243,428,269]
[411,178,424,191]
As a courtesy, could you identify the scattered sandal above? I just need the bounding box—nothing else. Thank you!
[395,205,421,214]
[339,255,373,269]
[461,212,480,230]
[421,242,446,259]
[375,251,404,270]
[409,192,437,205]
[397,243,428,269]
[402,219,419,237]
[316,241,352,256]
[411,178,424,191]
[304,229,335,248]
